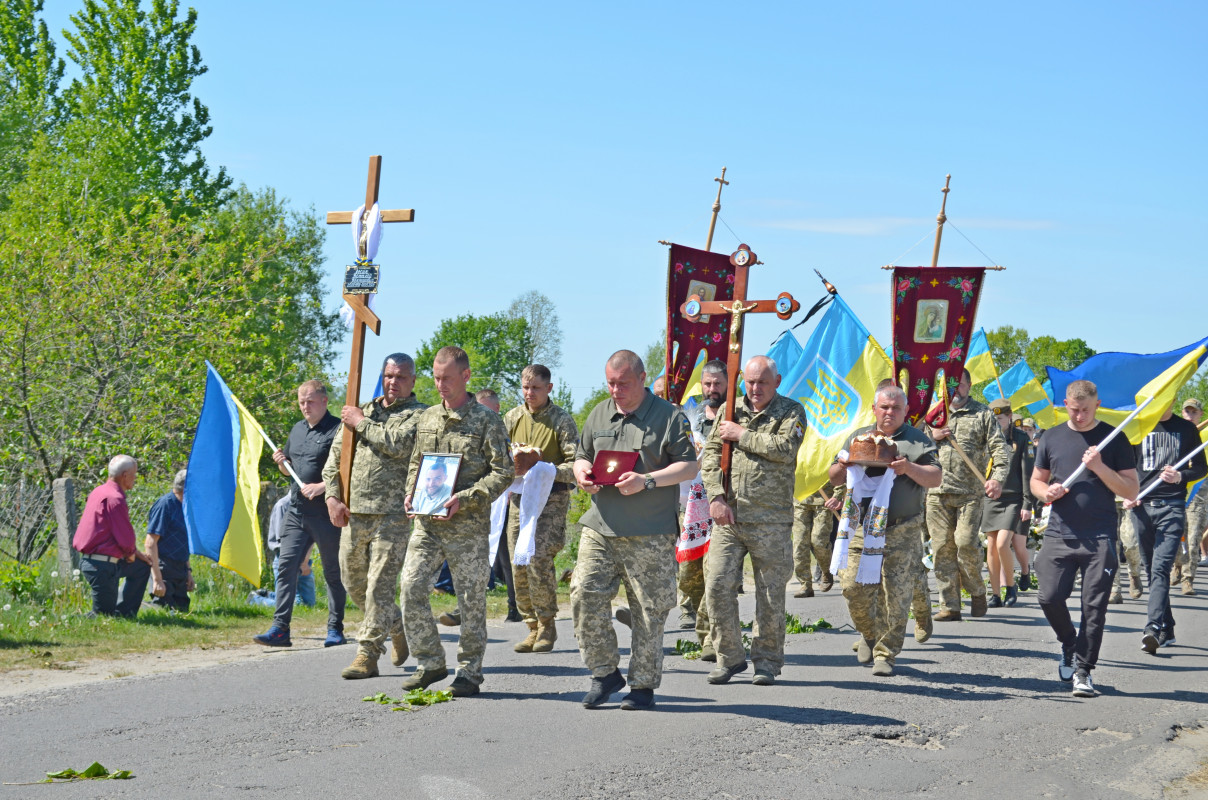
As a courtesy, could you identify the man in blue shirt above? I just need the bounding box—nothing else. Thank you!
[146,469,192,612]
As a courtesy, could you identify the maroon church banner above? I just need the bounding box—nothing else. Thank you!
[665,243,735,405]
[891,267,986,424]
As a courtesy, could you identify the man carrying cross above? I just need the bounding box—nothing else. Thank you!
[701,355,807,686]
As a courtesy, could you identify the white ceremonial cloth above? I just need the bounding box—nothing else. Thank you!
[487,462,557,567]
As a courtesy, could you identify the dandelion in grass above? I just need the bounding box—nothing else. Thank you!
[72,569,80,578]
[3,603,10,611]
[51,571,59,578]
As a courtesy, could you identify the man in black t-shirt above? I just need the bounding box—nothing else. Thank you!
[1030,380,1138,699]
[1122,403,1206,653]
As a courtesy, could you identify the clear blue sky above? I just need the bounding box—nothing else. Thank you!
[47,2,1208,404]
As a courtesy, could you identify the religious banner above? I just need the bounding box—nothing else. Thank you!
[891,267,986,423]
[665,243,735,405]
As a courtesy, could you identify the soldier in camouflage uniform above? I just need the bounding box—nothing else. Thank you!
[926,369,1009,620]
[829,384,942,676]
[701,356,806,686]
[323,354,427,680]
[571,351,698,711]
[505,364,579,653]
[1112,500,1146,602]
[398,346,514,698]
[791,486,840,597]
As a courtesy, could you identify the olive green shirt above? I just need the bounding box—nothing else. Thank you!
[575,389,696,537]
[840,422,939,524]
[503,400,579,487]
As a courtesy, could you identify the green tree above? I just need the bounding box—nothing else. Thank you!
[644,329,665,385]
[507,289,562,370]
[0,0,64,207]
[1026,335,1096,376]
[415,313,533,404]
[60,0,229,210]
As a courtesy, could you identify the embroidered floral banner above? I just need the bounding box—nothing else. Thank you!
[890,267,986,422]
[665,244,735,404]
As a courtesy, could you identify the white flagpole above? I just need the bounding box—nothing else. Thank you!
[245,417,306,490]
[1134,438,1208,502]
[1061,396,1154,489]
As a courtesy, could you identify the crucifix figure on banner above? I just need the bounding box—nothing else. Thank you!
[680,243,799,482]
[325,155,415,504]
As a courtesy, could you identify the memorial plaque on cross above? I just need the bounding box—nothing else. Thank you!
[680,243,799,478]
[326,155,415,504]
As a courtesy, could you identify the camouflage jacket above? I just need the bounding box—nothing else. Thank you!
[405,396,514,532]
[702,393,807,526]
[928,398,1009,496]
[323,395,428,515]
[503,400,579,487]
[794,483,844,509]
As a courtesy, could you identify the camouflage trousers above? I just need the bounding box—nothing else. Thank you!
[842,514,926,664]
[677,556,712,645]
[570,528,676,690]
[705,522,793,674]
[507,490,570,623]
[339,513,409,659]
[400,522,490,686]
[1116,507,1144,590]
[927,493,986,612]
[1176,494,1206,582]
[792,503,834,588]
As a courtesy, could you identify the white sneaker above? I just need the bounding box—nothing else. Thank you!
[1072,671,1096,698]
[1058,644,1076,682]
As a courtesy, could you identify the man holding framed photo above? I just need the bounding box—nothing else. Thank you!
[399,346,514,697]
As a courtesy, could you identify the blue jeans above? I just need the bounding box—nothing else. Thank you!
[1133,500,1183,634]
[80,556,151,618]
[249,553,315,608]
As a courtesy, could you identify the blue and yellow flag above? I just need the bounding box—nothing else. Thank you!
[1041,344,1207,444]
[777,296,893,500]
[983,360,1057,424]
[1047,335,1208,410]
[965,328,998,386]
[182,363,267,587]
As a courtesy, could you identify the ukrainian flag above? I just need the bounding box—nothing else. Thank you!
[965,328,998,386]
[183,363,266,587]
[778,296,893,500]
[1043,343,1208,444]
[983,360,1061,430]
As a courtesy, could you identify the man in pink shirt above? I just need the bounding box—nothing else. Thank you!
[73,455,153,618]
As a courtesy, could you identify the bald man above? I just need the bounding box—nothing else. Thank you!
[701,356,807,686]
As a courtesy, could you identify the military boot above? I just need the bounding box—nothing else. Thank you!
[1129,572,1143,599]
[514,620,539,653]
[819,572,834,592]
[532,616,557,652]
[391,630,409,666]
[341,650,379,680]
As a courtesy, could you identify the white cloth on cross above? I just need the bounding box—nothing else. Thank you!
[829,449,896,585]
[488,461,556,567]
[339,203,383,329]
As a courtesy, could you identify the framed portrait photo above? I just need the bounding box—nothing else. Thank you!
[413,453,462,518]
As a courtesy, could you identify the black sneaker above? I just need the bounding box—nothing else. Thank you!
[1157,629,1177,648]
[987,593,1003,609]
[1071,670,1096,698]
[620,688,655,711]
[582,669,626,709]
[1058,641,1076,682]
[1141,627,1159,654]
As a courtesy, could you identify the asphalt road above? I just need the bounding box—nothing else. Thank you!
[2,574,1205,799]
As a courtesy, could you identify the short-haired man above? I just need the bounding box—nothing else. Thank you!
[505,364,579,654]
[400,346,513,697]
[701,356,807,686]
[413,461,453,516]
[1031,380,1138,698]
[679,359,727,652]
[475,389,501,414]
[1123,401,1205,651]
[571,350,698,710]
[323,356,427,678]
[73,455,153,618]
[829,385,942,676]
[146,469,193,612]
[927,369,1009,620]
[1173,397,1205,594]
[255,380,347,649]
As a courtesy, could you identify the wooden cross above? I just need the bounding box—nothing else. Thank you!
[680,243,799,476]
[325,155,415,504]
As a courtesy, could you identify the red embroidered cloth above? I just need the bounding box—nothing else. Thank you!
[665,244,735,405]
[891,267,986,423]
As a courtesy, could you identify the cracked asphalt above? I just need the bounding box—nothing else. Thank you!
[1,575,1205,799]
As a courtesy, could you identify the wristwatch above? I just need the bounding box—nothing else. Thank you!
[643,474,656,491]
